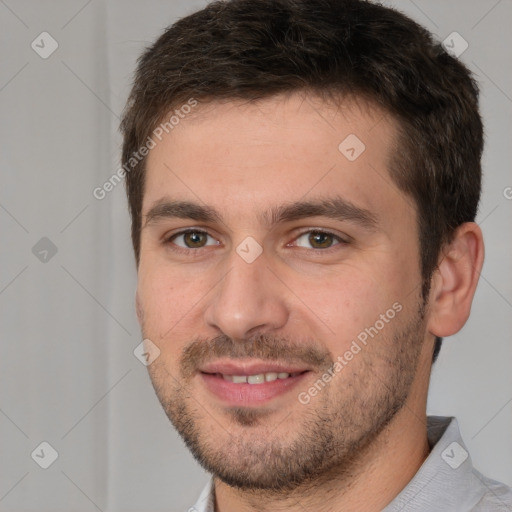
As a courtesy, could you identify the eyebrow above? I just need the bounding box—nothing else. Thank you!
[143,196,378,230]
[144,200,222,226]
[261,197,378,230]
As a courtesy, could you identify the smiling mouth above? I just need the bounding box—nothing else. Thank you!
[198,364,312,406]
[205,371,307,384]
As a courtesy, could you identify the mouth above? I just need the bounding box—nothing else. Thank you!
[219,371,304,383]
[198,360,311,406]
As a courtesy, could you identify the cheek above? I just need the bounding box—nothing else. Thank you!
[292,269,380,333]
[136,270,187,371]
[137,263,176,331]
[137,261,211,338]
[300,265,405,349]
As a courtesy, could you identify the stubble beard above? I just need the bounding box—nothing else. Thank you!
[144,305,426,493]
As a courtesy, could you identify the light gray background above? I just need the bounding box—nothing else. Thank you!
[1,1,511,511]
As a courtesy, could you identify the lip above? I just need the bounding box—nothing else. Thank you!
[200,372,309,406]
[198,359,311,407]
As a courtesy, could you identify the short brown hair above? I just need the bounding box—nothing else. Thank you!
[120,0,483,362]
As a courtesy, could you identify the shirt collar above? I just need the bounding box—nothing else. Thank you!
[189,416,499,512]
[189,476,215,512]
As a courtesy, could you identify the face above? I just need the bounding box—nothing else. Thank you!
[137,93,428,490]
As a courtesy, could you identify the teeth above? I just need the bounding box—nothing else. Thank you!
[222,372,294,384]
[247,374,265,384]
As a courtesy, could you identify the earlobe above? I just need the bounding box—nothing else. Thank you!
[426,222,485,337]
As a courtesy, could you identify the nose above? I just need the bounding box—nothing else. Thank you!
[203,250,290,341]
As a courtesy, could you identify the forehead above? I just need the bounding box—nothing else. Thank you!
[143,92,409,226]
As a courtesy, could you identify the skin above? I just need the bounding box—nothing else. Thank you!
[136,92,484,511]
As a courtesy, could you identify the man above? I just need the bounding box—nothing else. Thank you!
[120,0,512,510]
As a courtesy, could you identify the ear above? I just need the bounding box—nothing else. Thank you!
[426,222,485,337]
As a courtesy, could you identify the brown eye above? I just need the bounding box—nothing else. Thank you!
[294,230,343,249]
[184,231,207,248]
[309,232,334,248]
[171,230,214,249]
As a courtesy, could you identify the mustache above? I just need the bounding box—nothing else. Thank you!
[180,333,333,379]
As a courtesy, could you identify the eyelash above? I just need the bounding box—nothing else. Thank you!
[292,229,348,251]
[163,229,219,255]
[163,228,348,255]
